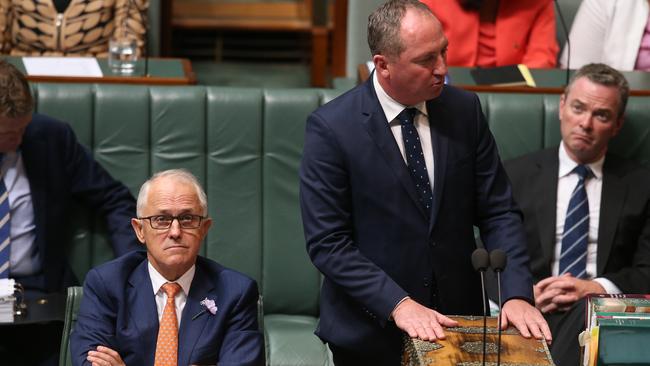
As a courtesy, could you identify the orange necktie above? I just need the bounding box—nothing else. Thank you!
[154,282,182,366]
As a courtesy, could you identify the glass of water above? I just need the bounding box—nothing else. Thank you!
[108,38,138,74]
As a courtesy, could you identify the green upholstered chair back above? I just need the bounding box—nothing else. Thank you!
[478,92,650,167]
[59,286,83,366]
[32,83,346,312]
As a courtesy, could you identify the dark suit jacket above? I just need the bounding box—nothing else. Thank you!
[70,251,265,366]
[14,114,139,294]
[505,147,650,293]
[299,79,533,357]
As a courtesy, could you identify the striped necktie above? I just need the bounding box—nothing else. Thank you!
[398,108,433,215]
[559,165,591,278]
[0,154,10,278]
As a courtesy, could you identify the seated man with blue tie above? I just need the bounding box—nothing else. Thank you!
[0,59,139,366]
[71,169,265,366]
[504,63,650,366]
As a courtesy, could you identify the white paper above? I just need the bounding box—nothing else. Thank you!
[23,57,103,77]
[0,278,14,297]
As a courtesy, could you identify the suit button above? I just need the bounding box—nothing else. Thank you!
[431,241,436,246]
[423,277,429,287]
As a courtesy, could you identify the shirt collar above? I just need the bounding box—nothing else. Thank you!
[558,143,604,180]
[373,72,428,124]
[148,261,195,296]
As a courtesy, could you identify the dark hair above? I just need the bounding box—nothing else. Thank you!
[0,60,33,118]
[565,63,629,118]
[367,0,434,57]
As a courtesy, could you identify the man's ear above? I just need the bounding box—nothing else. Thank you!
[373,54,390,79]
[131,218,146,244]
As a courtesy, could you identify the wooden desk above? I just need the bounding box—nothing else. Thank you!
[358,64,650,96]
[3,57,196,85]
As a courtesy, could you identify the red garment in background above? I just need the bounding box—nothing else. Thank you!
[421,0,559,68]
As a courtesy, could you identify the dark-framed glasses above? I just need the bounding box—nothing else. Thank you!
[139,214,206,229]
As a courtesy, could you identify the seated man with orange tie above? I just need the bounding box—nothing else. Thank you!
[71,169,265,366]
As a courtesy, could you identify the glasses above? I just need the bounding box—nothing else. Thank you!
[139,214,206,230]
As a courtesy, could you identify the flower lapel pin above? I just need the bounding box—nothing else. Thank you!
[192,297,218,320]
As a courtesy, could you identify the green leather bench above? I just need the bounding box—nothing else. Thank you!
[30,84,650,366]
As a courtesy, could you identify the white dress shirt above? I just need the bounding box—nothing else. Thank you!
[2,151,38,276]
[553,144,620,294]
[373,72,434,190]
[148,262,195,327]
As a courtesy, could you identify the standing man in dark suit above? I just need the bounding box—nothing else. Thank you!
[505,63,650,366]
[299,1,551,364]
[0,60,139,365]
[71,169,265,366]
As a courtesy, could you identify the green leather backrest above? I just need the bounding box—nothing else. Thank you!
[479,92,650,167]
[31,84,348,317]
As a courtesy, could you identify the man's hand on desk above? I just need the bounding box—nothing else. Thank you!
[87,345,125,366]
[500,298,553,344]
[392,298,458,341]
[534,273,606,313]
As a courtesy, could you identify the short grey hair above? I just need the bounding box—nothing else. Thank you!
[136,169,208,217]
[564,63,629,118]
[367,0,434,58]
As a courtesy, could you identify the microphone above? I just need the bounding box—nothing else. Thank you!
[471,248,490,366]
[554,0,571,85]
[490,249,507,366]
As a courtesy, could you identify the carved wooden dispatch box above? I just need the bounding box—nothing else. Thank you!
[402,316,555,366]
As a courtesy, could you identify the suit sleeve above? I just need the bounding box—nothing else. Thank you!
[299,111,408,324]
[60,123,140,256]
[521,0,559,68]
[602,171,650,294]
[70,268,120,366]
[217,279,265,366]
[471,95,534,303]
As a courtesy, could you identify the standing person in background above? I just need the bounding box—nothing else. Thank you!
[0,0,149,57]
[0,59,140,366]
[505,63,650,366]
[560,0,650,71]
[422,0,558,68]
[300,1,551,364]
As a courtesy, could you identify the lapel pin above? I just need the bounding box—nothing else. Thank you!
[192,297,218,320]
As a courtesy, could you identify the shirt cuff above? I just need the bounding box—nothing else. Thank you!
[593,277,621,294]
[389,296,411,321]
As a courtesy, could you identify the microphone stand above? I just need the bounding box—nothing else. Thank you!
[490,249,508,366]
[471,248,490,366]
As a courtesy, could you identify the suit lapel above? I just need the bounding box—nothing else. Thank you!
[127,260,158,366]
[426,98,448,232]
[360,80,427,218]
[178,263,215,366]
[596,157,625,275]
[535,151,559,267]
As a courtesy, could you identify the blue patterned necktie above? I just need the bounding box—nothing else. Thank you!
[0,154,10,278]
[398,108,433,215]
[559,165,591,278]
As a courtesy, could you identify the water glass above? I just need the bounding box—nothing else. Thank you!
[108,38,138,74]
